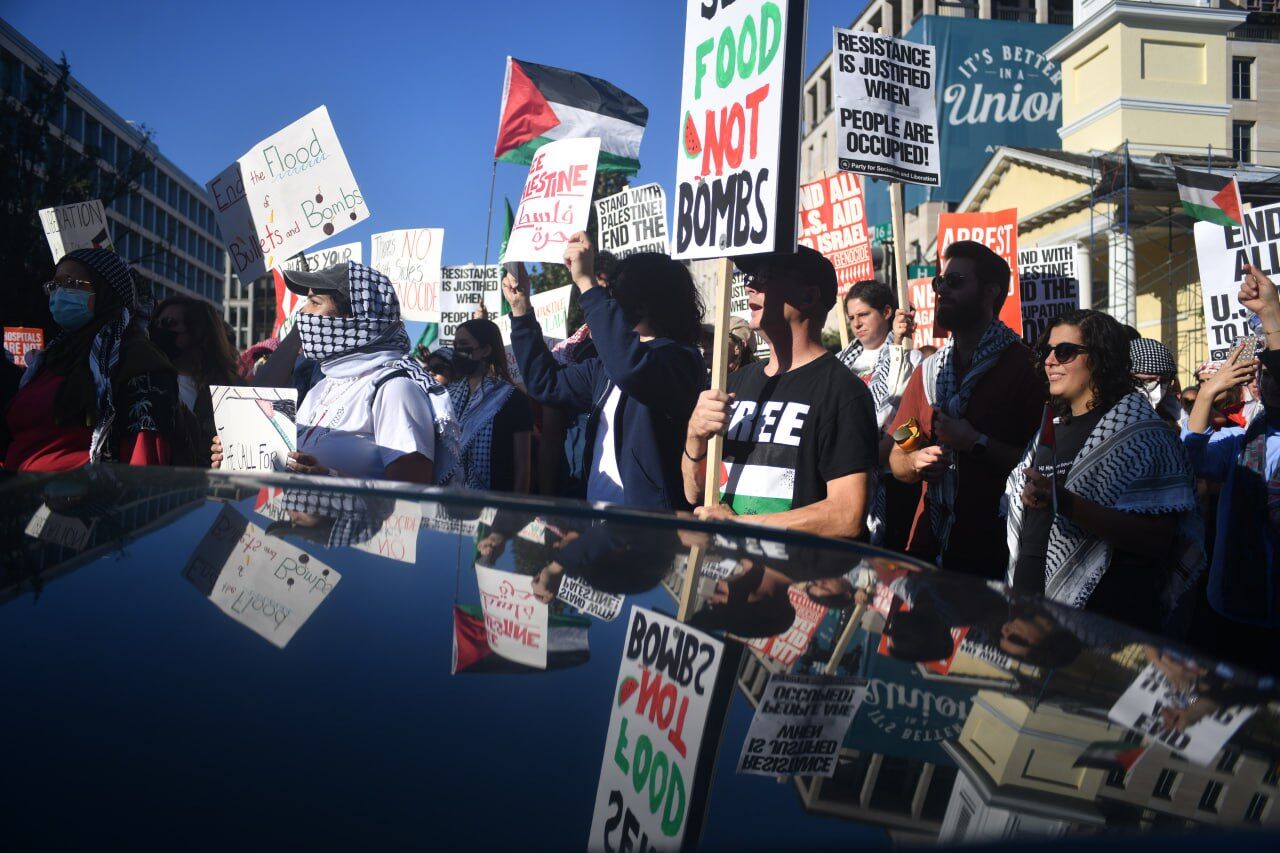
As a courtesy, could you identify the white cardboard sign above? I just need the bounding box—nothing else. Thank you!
[207,105,368,282]
[211,386,297,474]
[595,183,669,258]
[280,240,363,272]
[370,228,444,322]
[557,575,624,622]
[351,498,422,564]
[505,137,600,264]
[38,199,115,260]
[737,673,866,778]
[475,564,549,669]
[1193,203,1280,362]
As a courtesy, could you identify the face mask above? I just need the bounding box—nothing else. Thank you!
[49,289,94,330]
[151,327,181,360]
[1143,379,1181,421]
[451,353,481,376]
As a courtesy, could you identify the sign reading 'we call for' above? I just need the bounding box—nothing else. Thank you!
[673,0,806,259]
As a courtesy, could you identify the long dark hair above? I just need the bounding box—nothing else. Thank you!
[1034,308,1136,419]
[608,253,703,345]
[152,296,240,387]
[457,318,512,384]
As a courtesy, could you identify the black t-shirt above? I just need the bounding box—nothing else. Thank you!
[721,354,877,516]
[489,387,534,493]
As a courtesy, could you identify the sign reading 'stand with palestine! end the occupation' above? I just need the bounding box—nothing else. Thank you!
[673,0,807,259]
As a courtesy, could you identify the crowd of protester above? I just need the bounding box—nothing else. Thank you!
[3,238,1278,669]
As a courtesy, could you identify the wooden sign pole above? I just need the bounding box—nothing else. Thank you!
[824,602,867,675]
[888,181,910,311]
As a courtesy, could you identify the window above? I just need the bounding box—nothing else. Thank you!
[1245,792,1268,822]
[1199,781,1223,813]
[1217,751,1240,774]
[1153,769,1177,799]
[65,104,84,142]
[2,48,23,98]
[1233,58,1254,100]
[1234,121,1254,163]
[1263,764,1280,786]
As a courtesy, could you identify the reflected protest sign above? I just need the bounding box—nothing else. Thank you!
[557,575,623,622]
[595,183,669,258]
[1193,202,1280,362]
[797,172,874,297]
[4,327,43,366]
[938,208,1022,336]
[834,29,939,186]
[505,137,600,264]
[24,503,92,551]
[439,265,503,344]
[371,228,444,322]
[183,504,341,648]
[207,105,368,282]
[273,241,363,336]
[351,499,422,565]
[38,199,115,259]
[673,0,805,259]
[746,587,828,668]
[475,564,548,669]
[1018,244,1079,344]
[1109,663,1256,766]
[211,385,297,473]
[906,276,949,348]
[589,607,726,851]
[737,673,866,778]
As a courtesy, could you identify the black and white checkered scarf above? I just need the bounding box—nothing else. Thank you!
[278,488,395,550]
[297,262,462,486]
[447,376,516,491]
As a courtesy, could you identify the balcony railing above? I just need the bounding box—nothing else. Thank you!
[1230,24,1280,42]
[994,9,1036,23]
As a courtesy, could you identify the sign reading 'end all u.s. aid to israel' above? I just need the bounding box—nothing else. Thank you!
[673,0,807,260]
[207,106,369,283]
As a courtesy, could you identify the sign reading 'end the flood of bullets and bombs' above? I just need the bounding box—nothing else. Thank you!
[595,183,670,258]
[674,0,806,259]
[834,29,939,186]
[207,106,369,283]
[1193,201,1280,362]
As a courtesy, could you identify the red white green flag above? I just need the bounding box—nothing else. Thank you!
[1175,166,1244,227]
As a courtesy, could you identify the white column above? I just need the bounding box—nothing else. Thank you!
[1108,230,1136,326]
[924,0,938,15]
[1036,0,1049,24]
[1076,241,1093,311]
[879,1,896,36]
[979,0,993,20]
[901,0,917,32]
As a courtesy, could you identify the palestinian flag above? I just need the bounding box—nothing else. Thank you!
[494,57,648,173]
[1175,166,1244,227]
[415,322,439,353]
[451,605,591,674]
[1072,739,1147,774]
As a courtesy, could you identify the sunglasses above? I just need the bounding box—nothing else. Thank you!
[1035,342,1090,364]
[42,278,95,296]
[931,273,969,293]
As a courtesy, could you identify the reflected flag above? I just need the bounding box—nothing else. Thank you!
[1073,739,1147,776]
[450,605,590,674]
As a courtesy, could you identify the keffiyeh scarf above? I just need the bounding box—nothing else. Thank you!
[448,375,516,490]
[1004,392,1205,625]
[921,319,1021,562]
[278,489,395,550]
[838,335,908,545]
[298,262,462,486]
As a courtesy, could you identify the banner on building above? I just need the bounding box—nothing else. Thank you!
[211,385,298,474]
[906,276,950,349]
[505,137,600,264]
[207,105,368,282]
[589,607,726,850]
[737,673,866,778]
[797,172,874,297]
[4,327,44,366]
[370,228,444,323]
[673,0,806,259]
[595,183,669,258]
[38,199,115,260]
[439,265,503,344]
[937,208,1022,336]
[1192,202,1280,362]
[834,29,939,186]
[475,564,549,669]
[1018,243,1080,344]
[273,241,363,335]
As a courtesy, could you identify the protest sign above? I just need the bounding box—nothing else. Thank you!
[439,265,503,344]
[906,276,950,349]
[746,587,828,668]
[1109,663,1256,766]
[589,607,726,850]
[182,504,340,648]
[421,502,483,538]
[1192,202,1280,361]
[24,503,93,551]
[38,199,115,259]
[557,575,624,622]
[797,172,874,296]
[207,106,368,283]
[737,673,866,778]
[673,0,805,259]
[595,183,669,258]
[370,228,444,322]
[475,564,548,669]
[211,385,297,473]
[272,241,363,336]
[1018,243,1079,344]
[351,499,422,565]
[493,282,573,358]
[727,270,772,360]
[4,327,43,366]
[833,29,939,186]
[937,209,1022,336]
[504,137,600,264]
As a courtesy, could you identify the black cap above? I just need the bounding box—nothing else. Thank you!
[281,263,350,299]
[732,246,837,311]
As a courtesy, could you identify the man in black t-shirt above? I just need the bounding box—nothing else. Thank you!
[683,248,878,539]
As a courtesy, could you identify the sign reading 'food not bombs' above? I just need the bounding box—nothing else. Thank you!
[207,106,369,282]
[673,0,806,259]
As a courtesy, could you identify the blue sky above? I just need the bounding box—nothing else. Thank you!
[6,0,866,266]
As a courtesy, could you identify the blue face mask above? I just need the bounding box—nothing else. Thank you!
[50,288,94,330]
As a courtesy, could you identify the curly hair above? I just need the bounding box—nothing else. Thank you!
[609,252,704,345]
[1034,308,1137,419]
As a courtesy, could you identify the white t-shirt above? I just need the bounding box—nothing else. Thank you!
[587,386,626,504]
[852,344,882,377]
[296,354,436,479]
[177,374,199,412]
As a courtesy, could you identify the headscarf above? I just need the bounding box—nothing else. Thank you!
[296,262,463,486]
[1129,338,1177,378]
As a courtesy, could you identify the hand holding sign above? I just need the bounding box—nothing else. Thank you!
[563,231,596,291]
[501,263,531,316]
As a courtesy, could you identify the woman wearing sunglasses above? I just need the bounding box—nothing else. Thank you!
[1004,309,1204,633]
[3,249,180,472]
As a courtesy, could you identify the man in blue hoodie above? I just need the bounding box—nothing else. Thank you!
[504,232,706,511]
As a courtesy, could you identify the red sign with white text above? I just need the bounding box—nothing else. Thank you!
[797,173,874,297]
[4,326,43,366]
[937,209,1022,337]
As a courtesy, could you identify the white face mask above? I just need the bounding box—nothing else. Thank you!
[1143,378,1181,420]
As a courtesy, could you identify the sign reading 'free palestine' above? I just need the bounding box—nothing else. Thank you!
[673,0,806,260]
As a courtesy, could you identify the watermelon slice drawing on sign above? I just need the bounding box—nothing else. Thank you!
[682,111,701,160]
